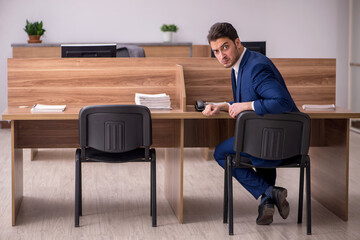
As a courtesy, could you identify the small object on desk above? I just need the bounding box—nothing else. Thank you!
[195,100,228,112]
[31,104,66,112]
[135,93,171,110]
[195,100,205,111]
[302,104,336,111]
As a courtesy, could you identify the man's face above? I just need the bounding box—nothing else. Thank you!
[210,37,242,68]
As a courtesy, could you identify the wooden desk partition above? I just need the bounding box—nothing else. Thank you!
[4,57,359,226]
[273,58,336,106]
[7,58,185,110]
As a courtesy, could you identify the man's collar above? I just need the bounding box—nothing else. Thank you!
[233,48,246,73]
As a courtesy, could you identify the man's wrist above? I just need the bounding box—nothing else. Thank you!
[222,103,230,111]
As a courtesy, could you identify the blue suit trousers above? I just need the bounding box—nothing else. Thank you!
[214,137,284,199]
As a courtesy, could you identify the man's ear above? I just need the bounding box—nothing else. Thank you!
[234,38,241,48]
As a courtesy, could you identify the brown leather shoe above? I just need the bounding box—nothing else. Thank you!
[256,198,274,225]
[272,186,290,219]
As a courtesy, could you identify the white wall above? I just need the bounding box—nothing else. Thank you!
[0,0,351,119]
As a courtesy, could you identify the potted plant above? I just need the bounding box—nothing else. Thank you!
[24,20,46,43]
[160,24,178,42]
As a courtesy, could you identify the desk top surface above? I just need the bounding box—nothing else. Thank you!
[2,105,360,121]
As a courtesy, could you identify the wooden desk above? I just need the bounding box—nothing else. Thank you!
[3,107,185,226]
[3,106,360,226]
[4,57,359,226]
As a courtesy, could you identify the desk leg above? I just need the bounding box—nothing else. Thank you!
[310,119,349,221]
[11,121,23,226]
[203,147,215,161]
[164,119,184,223]
[30,148,38,160]
[23,148,38,161]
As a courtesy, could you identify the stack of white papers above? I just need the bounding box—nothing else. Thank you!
[302,104,335,111]
[31,104,66,112]
[135,93,171,110]
[205,101,228,106]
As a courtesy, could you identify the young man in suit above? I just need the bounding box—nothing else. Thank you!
[203,22,299,225]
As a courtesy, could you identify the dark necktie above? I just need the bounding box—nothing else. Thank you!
[236,68,242,102]
[231,69,236,101]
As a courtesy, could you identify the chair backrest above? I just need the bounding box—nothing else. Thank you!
[233,111,310,160]
[116,47,130,57]
[79,105,152,153]
[116,45,146,57]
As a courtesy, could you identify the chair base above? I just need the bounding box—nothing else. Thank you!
[223,154,311,235]
[74,148,157,228]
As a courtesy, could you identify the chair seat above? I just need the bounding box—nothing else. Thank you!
[233,155,304,168]
[84,147,153,163]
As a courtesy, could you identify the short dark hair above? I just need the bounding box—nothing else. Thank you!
[207,22,239,43]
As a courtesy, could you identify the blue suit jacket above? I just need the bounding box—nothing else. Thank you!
[230,50,299,114]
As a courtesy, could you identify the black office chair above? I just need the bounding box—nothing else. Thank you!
[75,105,156,227]
[116,47,130,57]
[116,45,146,57]
[223,111,311,235]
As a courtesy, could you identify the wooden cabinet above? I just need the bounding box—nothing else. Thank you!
[192,45,211,57]
[142,45,191,57]
[13,46,61,58]
[12,43,198,58]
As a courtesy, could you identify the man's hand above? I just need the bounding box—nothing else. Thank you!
[202,103,228,116]
[228,102,253,118]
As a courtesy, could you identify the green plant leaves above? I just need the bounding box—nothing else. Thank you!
[160,24,178,32]
[24,20,46,36]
